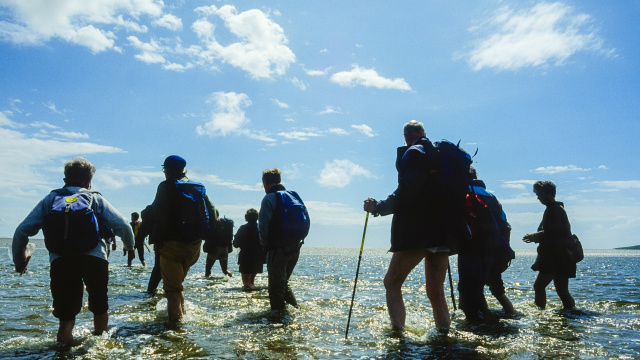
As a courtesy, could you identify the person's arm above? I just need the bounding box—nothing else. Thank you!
[233,225,246,248]
[258,194,275,248]
[94,195,134,251]
[12,198,48,271]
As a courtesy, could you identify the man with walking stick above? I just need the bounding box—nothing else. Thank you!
[363,120,468,334]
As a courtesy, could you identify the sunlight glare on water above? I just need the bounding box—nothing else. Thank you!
[0,246,639,359]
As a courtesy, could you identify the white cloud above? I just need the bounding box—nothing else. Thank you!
[128,36,166,64]
[291,77,307,90]
[330,64,411,90]
[0,112,125,196]
[317,159,373,188]
[44,101,64,115]
[53,131,89,140]
[597,180,640,190]
[351,124,376,137]
[501,180,537,190]
[305,66,332,76]
[193,5,296,79]
[466,2,608,71]
[534,165,590,174]
[278,130,322,141]
[197,91,252,137]
[318,106,342,115]
[153,14,182,31]
[0,0,162,53]
[272,99,290,108]
[327,128,348,136]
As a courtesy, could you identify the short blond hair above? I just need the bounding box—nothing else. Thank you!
[262,168,281,185]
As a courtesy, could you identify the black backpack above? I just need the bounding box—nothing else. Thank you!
[42,188,101,254]
[175,180,212,243]
[204,217,234,252]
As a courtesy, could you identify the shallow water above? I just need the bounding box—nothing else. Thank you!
[1,246,639,359]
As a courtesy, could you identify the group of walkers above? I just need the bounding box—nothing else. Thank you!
[363,120,579,333]
[12,156,309,342]
[11,120,579,343]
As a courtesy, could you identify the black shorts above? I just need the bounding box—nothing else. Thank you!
[50,255,109,321]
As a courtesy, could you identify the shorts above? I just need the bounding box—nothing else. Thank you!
[50,255,109,321]
[159,241,201,293]
[208,246,229,261]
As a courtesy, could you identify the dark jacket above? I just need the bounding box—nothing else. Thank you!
[233,221,266,265]
[530,201,576,278]
[374,138,466,253]
[151,176,216,244]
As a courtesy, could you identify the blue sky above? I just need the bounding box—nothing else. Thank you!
[1,1,638,249]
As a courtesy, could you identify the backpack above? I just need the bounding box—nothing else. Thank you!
[175,180,212,243]
[42,189,101,254]
[204,217,234,253]
[275,190,310,245]
[432,140,474,213]
[568,234,584,263]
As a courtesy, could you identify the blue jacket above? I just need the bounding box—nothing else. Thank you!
[12,186,134,269]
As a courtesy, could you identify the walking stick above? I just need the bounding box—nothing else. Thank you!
[448,261,457,311]
[345,212,369,339]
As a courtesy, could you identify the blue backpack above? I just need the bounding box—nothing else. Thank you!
[275,190,310,245]
[42,189,101,254]
[175,180,212,242]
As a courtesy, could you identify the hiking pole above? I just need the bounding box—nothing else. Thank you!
[345,212,369,339]
[448,260,457,311]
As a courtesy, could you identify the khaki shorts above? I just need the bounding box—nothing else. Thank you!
[159,241,201,293]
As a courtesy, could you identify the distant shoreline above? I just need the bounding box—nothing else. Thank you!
[614,245,640,250]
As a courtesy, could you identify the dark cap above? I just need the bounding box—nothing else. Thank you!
[162,155,186,170]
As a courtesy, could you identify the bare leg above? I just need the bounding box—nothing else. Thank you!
[250,273,257,288]
[220,258,233,277]
[534,272,554,309]
[241,274,253,289]
[383,250,427,331]
[57,319,75,343]
[94,312,108,335]
[553,277,575,310]
[494,293,516,314]
[424,252,451,331]
[166,291,185,321]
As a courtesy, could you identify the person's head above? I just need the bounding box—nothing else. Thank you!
[245,208,259,223]
[63,157,96,188]
[469,166,478,180]
[262,168,281,193]
[533,180,556,205]
[131,212,139,221]
[162,155,187,179]
[403,120,426,146]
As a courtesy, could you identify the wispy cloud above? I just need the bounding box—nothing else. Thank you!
[317,159,374,188]
[534,165,590,174]
[351,124,376,137]
[501,180,538,190]
[53,131,89,140]
[327,128,348,136]
[318,106,342,115]
[597,180,640,190]
[272,99,290,108]
[466,2,610,71]
[330,64,411,90]
[278,130,323,141]
[0,111,125,196]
